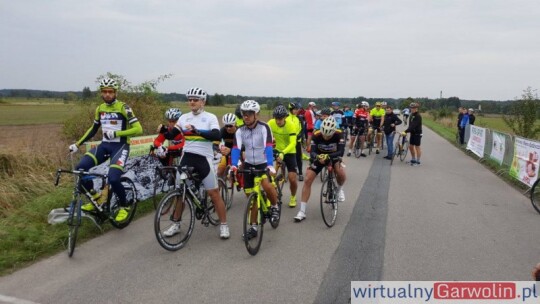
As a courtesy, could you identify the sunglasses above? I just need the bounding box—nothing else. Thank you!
[187,98,201,102]
[225,124,235,128]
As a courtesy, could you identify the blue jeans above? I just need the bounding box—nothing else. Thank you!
[385,132,395,157]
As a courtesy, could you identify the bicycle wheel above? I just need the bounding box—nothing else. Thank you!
[243,193,264,256]
[204,188,220,226]
[320,165,327,182]
[154,190,195,251]
[320,175,338,227]
[66,199,81,257]
[218,177,232,210]
[400,140,409,162]
[110,177,138,229]
[276,164,286,194]
[531,179,540,214]
[391,140,399,166]
[354,137,362,158]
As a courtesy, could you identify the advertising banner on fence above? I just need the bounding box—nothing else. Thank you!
[85,135,159,158]
[490,131,506,165]
[509,137,540,187]
[466,125,486,158]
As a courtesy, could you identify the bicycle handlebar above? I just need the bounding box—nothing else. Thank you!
[54,169,107,187]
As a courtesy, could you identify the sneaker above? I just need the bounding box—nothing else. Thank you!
[163,222,181,237]
[270,206,280,222]
[288,196,297,208]
[376,149,380,154]
[360,153,367,157]
[81,203,95,212]
[302,153,310,160]
[410,159,417,164]
[383,156,392,160]
[114,207,130,222]
[338,189,345,202]
[294,210,306,222]
[347,152,351,157]
[412,161,421,167]
[298,175,304,181]
[220,224,230,239]
[242,227,258,241]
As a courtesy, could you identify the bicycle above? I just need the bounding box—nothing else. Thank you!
[391,132,409,165]
[54,157,138,257]
[351,128,365,158]
[530,178,540,214]
[320,157,342,228]
[273,151,288,194]
[149,146,180,209]
[154,165,222,251]
[238,167,283,256]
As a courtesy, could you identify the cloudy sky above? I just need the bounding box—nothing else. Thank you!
[2,0,539,100]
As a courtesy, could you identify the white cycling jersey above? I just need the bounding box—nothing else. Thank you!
[176,110,220,159]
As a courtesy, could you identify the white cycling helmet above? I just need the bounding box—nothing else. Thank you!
[361,101,369,107]
[99,78,119,91]
[240,100,260,113]
[165,108,182,120]
[186,87,207,101]
[320,117,337,137]
[222,113,236,125]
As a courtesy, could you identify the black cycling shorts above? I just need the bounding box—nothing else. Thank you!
[282,154,298,174]
[243,163,268,190]
[308,158,341,175]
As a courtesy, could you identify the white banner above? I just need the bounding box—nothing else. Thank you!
[490,131,506,165]
[466,125,486,158]
[351,281,540,303]
[509,137,540,187]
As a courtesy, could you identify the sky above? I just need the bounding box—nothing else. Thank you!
[2,0,540,100]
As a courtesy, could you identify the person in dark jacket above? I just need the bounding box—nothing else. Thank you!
[382,105,402,159]
[402,102,423,166]
[468,108,476,125]
[459,109,470,145]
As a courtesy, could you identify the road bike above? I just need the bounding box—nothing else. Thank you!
[239,167,283,256]
[273,151,289,194]
[530,178,540,214]
[350,127,365,158]
[320,157,342,227]
[54,158,138,257]
[391,132,409,165]
[154,165,221,251]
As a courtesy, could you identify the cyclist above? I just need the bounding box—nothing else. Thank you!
[382,105,402,160]
[154,108,184,166]
[68,78,143,222]
[347,101,369,157]
[330,102,344,130]
[369,101,385,154]
[314,108,332,131]
[305,101,317,151]
[401,102,423,166]
[234,104,245,128]
[163,87,230,239]
[268,105,299,207]
[294,117,346,222]
[287,102,305,181]
[216,113,237,178]
[343,105,354,134]
[401,107,410,125]
[230,100,279,240]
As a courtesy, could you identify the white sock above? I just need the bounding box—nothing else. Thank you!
[337,185,343,192]
[300,202,307,213]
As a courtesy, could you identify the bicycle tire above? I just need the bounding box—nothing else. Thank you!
[203,188,220,226]
[391,140,399,166]
[66,199,81,257]
[110,177,138,229]
[354,137,362,158]
[400,141,409,162]
[320,175,338,227]
[320,166,328,182]
[276,164,287,194]
[154,190,195,251]
[243,193,264,256]
[531,178,540,214]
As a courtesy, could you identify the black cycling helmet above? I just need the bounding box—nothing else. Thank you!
[321,108,332,116]
[273,105,288,119]
[288,102,300,111]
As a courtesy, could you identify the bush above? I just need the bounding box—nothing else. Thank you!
[429,107,454,122]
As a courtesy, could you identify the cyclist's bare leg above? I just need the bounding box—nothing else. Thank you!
[348,135,356,150]
[414,145,421,160]
[360,134,366,149]
[300,169,317,203]
[334,162,346,186]
[261,178,278,206]
[376,131,383,149]
[208,188,227,222]
[172,196,184,221]
[409,144,417,160]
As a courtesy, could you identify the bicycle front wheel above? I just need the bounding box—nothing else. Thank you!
[531,179,540,214]
[110,177,138,229]
[154,190,195,251]
[320,166,327,182]
[320,176,338,228]
[354,137,362,158]
[391,140,399,166]
[66,199,82,257]
[400,141,409,162]
[243,193,264,256]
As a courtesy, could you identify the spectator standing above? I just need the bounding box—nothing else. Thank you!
[468,108,476,125]
[459,108,470,145]
[382,105,402,160]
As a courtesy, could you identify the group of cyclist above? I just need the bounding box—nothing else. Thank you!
[68,78,421,241]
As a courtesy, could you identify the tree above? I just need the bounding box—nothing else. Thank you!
[82,87,92,100]
[503,87,540,139]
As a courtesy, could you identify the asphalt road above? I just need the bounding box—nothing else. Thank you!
[1,126,538,304]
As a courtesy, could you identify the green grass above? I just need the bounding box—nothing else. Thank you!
[0,104,81,126]
[0,186,156,275]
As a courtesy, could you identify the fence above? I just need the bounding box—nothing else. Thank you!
[460,124,540,193]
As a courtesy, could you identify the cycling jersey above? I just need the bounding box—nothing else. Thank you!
[231,120,274,167]
[175,111,220,159]
[343,110,354,126]
[370,108,385,119]
[286,114,302,143]
[305,108,316,130]
[268,119,296,154]
[309,130,345,160]
[353,109,369,126]
[154,126,184,151]
[220,127,235,149]
[331,110,344,127]
[77,100,142,145]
